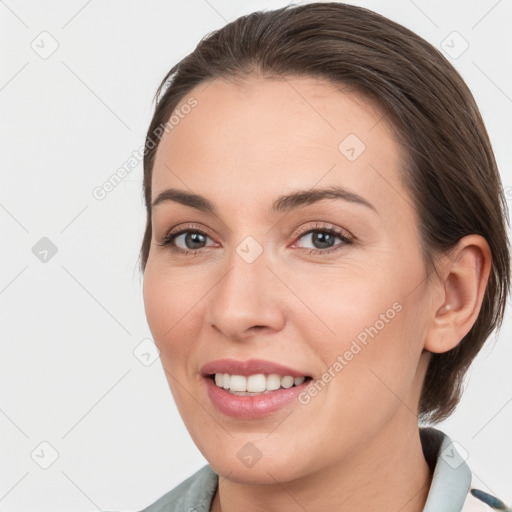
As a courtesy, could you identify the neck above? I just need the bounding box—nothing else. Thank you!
[210,415,433,512]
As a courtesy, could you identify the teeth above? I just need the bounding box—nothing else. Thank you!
[281,375,294,389]
[247,374,266,392]
[267,373,281,391]
[212,373,308,394]
[230,375,247,392]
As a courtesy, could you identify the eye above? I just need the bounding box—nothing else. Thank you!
[157,221,353,257]
[157,225,216,255]
[292,222,353,255]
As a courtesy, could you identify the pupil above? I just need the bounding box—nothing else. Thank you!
[187,232,206,249]
[313,231,334,249]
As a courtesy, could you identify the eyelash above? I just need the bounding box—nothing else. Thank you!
[157,222,353,257]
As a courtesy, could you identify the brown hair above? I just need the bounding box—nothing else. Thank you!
[138,2,511,423]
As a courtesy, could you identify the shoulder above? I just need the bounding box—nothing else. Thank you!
[138,464,218,512]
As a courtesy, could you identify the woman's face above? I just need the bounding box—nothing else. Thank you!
[143,76,435,483]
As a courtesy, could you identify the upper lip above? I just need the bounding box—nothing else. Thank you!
[200,358,310,378]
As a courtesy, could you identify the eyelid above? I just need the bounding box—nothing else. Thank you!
[292,221,353,242]
[165,222,215,239]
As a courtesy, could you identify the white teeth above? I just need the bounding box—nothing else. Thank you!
[247,374,266,393]
[212,373,308,393]
[280,376,294,389]
[266,373,281,391]
[230,375,247,392]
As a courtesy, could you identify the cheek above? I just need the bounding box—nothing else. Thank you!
[291,261,403,348]
[142,264,199,368]
[143,265,206,421]
[301,259,423,399]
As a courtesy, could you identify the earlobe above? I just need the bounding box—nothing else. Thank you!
[424,235,492,354]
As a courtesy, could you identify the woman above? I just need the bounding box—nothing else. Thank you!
[136,2,511,511]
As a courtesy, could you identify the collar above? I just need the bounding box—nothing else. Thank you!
[420,427,472,511]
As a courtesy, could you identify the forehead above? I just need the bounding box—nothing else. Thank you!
[151,76,409,217]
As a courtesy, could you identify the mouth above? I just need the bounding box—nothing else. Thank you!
[202,372,314,419]
[208,372,313,396]
[200,358,315,419]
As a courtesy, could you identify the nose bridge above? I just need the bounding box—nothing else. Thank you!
[206,236,284,339]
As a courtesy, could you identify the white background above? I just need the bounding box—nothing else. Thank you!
[1,0,511,510]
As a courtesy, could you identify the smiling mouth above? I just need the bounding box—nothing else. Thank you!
[208,373,313,396]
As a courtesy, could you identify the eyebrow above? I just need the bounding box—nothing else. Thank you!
[151,185,377,214]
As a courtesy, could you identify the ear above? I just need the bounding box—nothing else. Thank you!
[424,235,492,354]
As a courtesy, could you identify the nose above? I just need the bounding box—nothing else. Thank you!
[205,243,286,342]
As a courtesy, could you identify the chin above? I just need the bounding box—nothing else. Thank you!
[210,457,307,485]
[198,437,313,485]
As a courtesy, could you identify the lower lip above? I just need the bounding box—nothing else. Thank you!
[204,376,311,419]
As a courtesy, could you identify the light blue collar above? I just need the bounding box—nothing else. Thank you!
[420,427,472,511]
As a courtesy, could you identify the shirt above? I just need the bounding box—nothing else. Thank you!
[135,427,508,511]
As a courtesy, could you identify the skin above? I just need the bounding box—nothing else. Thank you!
[142,76,491,512]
